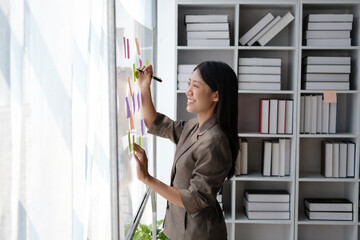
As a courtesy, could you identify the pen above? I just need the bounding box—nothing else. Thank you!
[135,68,162,82]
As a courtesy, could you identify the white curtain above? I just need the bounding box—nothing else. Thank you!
[0,0,113,239]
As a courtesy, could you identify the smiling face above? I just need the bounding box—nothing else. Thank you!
[186,69,219,124]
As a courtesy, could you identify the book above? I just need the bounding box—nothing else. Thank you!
[271,141,280,176]
[304,95,311,133]
[177,82,188,91]
[305,65,351,74]
[329,102,337,134]
[187,31,229,39]
[262,141,272,176]
[305,38,351,47]
[304,56,351,65]
[277,100,286,134]
[306,14,353,22]
[279,139,286,177]
[187,39,230,46]
[238,82,281,90]
[321,141,333,178]
[245,210,290,220]
[247,15,282,46]
[339,142,347,178]
[322,101,330,134]
[285,99,293,134]
[178,64,197,73]
[284,139,291,176]
[316,95,322,133]
[346,141,355,177]
[306,22,352,31]
[238,57,281,66]
[185,14,228,23]
[245,190,290,202]
[238,66,281,74]
[244,198,290,211]
[257,11,294,46]
[300,96,305,133]
[177,73,191,82]
[304,73,349,82]
[238,74,281,83]
[304,82,350,90]
[305,208,352,221]
[305,30,351,39]
[310,95,317,134]
[259,99,270,133]
[239,12,275,45]
[333,142,340,178]
[186,23,229,31]
[269,99,278,134]
[304,198,353,212]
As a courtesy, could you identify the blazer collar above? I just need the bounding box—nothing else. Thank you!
[197,114,218,137]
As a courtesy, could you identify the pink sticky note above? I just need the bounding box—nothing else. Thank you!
[123,37,126,59]
[125,97,131,118]
[141,119,144,136]
[137,92,140,111]
[132,94,135,112]
[127,38,130,59]
[139,58,142,67]
[323,90,337,103]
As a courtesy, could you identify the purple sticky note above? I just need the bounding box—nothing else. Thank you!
[125,97,131,118]
[127,38,130,59]
[141,119,144,136]
[123,37,126,59]
[137,92,140,111]
[132,94,135,112]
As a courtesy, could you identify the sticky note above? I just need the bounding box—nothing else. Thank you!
[130,113,134,130]
[135,38,140,55]
[125,97,131,118]
[323,90,337,103]
[133,64,136,82]
[127,38,130,59]
[137,92,140,111]
[146,59,149,66]
[139,58,142,67]
[141,119,144,136]
[138,136,141,147]
[132,135,135,153]
[128,131,131,153]
[123,37,126,59]
[132,93,135,112]
[127,77,132,96]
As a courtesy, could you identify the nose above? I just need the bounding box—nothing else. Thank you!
[185,84,192,96]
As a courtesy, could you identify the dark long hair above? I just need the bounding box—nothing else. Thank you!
[194,61,239,179]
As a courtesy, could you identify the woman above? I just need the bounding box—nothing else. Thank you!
[134,61,239,240]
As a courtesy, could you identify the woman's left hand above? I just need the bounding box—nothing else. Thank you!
[133,143,151,183]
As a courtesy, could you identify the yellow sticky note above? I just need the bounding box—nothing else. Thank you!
[135,38,140,55]
[128,131,131,153]
[133,64,136,82]
[132,135,135,153]
[146,59,149,66]
[323,90,337,103]
[138,136,141,148]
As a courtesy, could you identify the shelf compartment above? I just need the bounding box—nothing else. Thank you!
[302,4,360,47]
[299,137,358,178]
[238,49,296,90]
[298,225,356,240]
[239,4,297,47]
[177,4,236,46]
[235,223,292,240]
[232,171,293,182]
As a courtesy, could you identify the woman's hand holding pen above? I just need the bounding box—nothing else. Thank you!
[133,143,151,183]
[136,65,153,90]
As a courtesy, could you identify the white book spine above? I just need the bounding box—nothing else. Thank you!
[322,141,333,178]
[238,66,281,74]
[305,65,351,74]
[177,73,191,82]
[185,14,228,23]
[271,142,280,176]
[238,58,281,66]
[285,139,291,176]
[187,39,230,46]
[260,99,270,134]
[305,30,351,39]
[329,102,337,134]
[187,31,229,39]
[177,82,188,91]
[305,73,349,82]
[285,100,293,134]
[247,15,282,46]
[307,14,353,22]
[186,23,229,31]
[239,12,275,46]
[279,139,286,177]
[305,38,351,47]
[310,95,317,134]
[238,82,281,90]
[333,143,340,178]
[339,142,347,178]
[300,96,305,133]
[305,56,351,65]
[322,102,330,134]
[306,22,352,31]
[346,142,355,177]
[304,82,350,90]
[316,95,322,133]
[277,100,286,134]
[304,95,312,133]
[178,64,197,73]
[269,99,278,134]
[263,141,272,176]
[238,74,281,83]
[240,139,248,175]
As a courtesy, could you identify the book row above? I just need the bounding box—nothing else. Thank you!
[304,14,353,47]
[305,198,353,221]
[300,95,337,134]
[262,139,291,177]
[185,15,230,46]
[259,99,293,134]
[302,56,351,90]
[321,140,356,178]
[238,57,282,90]
[244,190,290,220]
[239,11,294,46]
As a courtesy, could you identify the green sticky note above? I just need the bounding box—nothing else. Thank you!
[132,135,135,153]
[146,59,149,66]
[133,64,136,82]
[138,136,141,148]
[128,131,131,153]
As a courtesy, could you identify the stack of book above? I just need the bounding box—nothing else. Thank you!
[300,95,337,134]
[177,64,197,90]
[235,138,248,176]
[239,11,294,46]
[238,58,281,90]
[321,140,356,178]
[244,190,290,220]
[305,198,353,221]
[262,139,291,177]
[259,99,293,134]
[185,15,230,46]
[304,14,353,47]
[303,56,351,90]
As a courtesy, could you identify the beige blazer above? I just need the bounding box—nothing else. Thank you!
[149,113,232,240]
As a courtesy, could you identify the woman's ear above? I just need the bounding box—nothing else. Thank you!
[213,91,219,102]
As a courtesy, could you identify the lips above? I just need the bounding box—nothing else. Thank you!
[187,99,195,105]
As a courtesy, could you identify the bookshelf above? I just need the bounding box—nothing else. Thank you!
[167,0,360,240]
